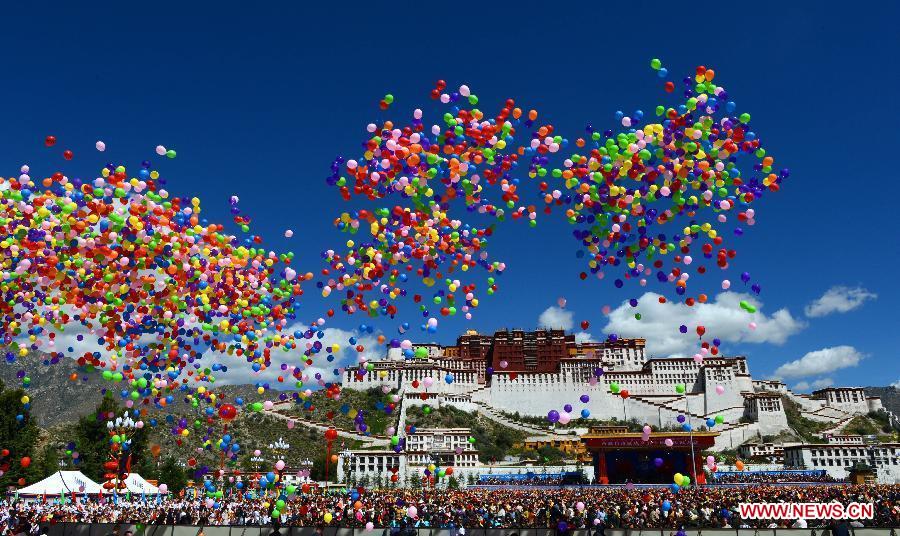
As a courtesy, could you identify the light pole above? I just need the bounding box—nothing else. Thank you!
[682,394,698,487]
[104,412,137,494]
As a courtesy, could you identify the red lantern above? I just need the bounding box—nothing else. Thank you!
[324,428,338,442]
[218,404,238,421]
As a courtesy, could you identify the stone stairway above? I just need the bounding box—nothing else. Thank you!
[471,401,566,438]
[820,414,855,436]
[265,401,390,446]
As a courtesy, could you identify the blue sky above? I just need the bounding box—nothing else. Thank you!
[2,2,898,390]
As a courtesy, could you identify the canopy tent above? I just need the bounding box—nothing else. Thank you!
[17,471,102,496]
[103,473,162,494]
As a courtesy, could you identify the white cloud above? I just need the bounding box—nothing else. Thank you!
[793,377,834,392]
[538,306,574,331]
[214,325,381,389]
[574,331,595,343]
[804,286,877,318]
[602,292,805,356]
[774,346,864,379]
[891,379,900,389]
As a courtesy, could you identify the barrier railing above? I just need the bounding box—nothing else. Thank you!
[40,525,900,536]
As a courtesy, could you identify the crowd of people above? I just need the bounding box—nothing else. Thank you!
[711,472,845,484]
[476,476,568,486]
[2,485,899,530]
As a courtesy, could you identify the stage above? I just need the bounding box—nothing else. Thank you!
[581,427,718,485]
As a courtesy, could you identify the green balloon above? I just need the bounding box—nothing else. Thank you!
[714,415,724,424]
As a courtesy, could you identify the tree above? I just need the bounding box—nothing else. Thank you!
[408,473,421,489]
[34,443,60,480]
[309,448,337,482]
[447,475,460,489]
[0,379,39,488]
[158,457,188,492]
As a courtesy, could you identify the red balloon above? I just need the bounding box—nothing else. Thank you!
[20,456,31,468]
[411,380,419,389]
[218,404,238,421]
[696,326,705,337]
[620,390,630,399]
[580,320,590,330]
[63,150,74,161]
[324,428,338,442]
[1,449,9,457]
[44,135,56,147]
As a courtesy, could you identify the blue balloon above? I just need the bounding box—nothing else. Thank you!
[662,500,672,511]
[580,409,591,418]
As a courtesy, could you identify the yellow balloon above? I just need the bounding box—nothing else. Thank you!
[324,513,333,523]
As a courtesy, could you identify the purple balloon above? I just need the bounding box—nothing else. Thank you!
[547,410,560,423]
[654,457,663,467]
[677,414,686,423]
[580,394,590,403]
[563,404,573,413]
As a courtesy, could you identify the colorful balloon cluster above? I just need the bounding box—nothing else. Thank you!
[320,61,783,346]
[0,60,785,495]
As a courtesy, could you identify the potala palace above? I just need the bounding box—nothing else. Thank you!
[335,329,900,484]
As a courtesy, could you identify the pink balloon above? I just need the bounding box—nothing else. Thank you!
[407,506,418,518]
[715,385,725,395]
[664,438,674,447]
[365,523,374,531]
[275,460,286,471]
[749,322,757,330]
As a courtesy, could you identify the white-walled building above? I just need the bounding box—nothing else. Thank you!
[406,428,479,468]
[337,449,407,485]
[342,330,884,452]
[783,443,900,483]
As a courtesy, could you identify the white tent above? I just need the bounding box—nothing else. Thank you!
[17,471,102,496]
[103,473,161,494]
